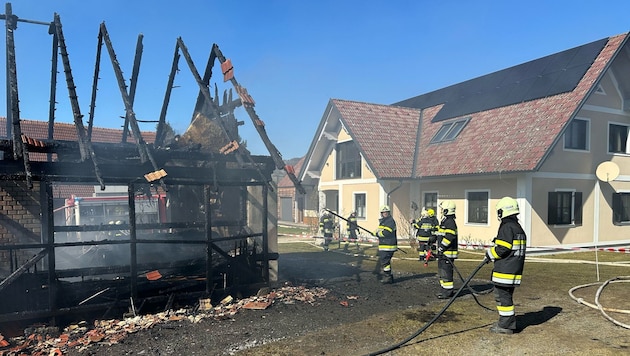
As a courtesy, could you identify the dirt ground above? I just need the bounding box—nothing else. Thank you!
[8,238,630,356]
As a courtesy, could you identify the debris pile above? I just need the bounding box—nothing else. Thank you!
[0,283,332,355]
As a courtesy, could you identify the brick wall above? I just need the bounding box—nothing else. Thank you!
[0,181,42,274]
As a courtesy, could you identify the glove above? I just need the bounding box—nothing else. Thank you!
[437,246,444,255]
[485,248,495,264]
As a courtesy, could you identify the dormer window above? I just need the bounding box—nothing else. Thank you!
[430,117,470,144]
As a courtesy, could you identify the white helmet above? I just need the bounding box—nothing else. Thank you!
[440,200,456,216]
[380,205,391,213]
[496,197,519,220]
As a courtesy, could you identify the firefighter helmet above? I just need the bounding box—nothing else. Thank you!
[380,205,391,213]
[427,208,435,217]
[496,197,519,219]
[440,200,456,216]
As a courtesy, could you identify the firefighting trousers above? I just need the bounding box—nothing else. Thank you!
[379,250,395,275]
[437,257,454,290]
[323,233,333,246]
[417,241,430,257]
[494,285,516,330]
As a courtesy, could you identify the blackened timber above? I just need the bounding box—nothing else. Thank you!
[128,184,138,301]
[100,24,167,191]
[47,23,59,162]
[0,249,47,293]
[177,38,272,189]
[100,24,148,163]
[211,44,305,194]
[53,14,105,189]
[122,34,144,143]
[5,3,20,158]
[155,43,180,147]
[86,29,103,141]
[0,159,274,185]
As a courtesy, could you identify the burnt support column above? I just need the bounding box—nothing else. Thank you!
[204,184,213,294]
[41,181,57,324]
[128,183,137,301]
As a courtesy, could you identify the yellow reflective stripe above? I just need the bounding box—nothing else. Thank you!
[442,228,456,234]
[490,247,500,259]
[497,305,514,316]
[443,251,458,257]
[439,280,454,288]
[442,238,451,245]
[495,239,512,249]
[417,237,430,242]
[379,225,393,233]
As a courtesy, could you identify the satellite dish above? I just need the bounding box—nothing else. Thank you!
[595,161,619,182]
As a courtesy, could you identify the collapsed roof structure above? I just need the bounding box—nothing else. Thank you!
[0,2,302,333]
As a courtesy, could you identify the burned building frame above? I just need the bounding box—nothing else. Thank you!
[0,3,302,331]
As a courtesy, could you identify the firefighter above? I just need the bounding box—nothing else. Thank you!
[411,208,438,261]
[319,211,334,251]
[435,200,458,299]
[375,205,397,284]
[485,197,527,334]
[346,211,359,245]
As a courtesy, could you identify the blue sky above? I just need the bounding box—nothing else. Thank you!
[2,1,630,159]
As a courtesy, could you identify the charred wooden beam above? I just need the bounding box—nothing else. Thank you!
[212,44,306,194]
[155,43,180,147]
[53,14,105,189]
[47,21,59,162]
[86,29,103,141]
[122,34,144,143]
[0,249,47,293]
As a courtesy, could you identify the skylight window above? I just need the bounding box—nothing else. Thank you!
[430,117,470,143]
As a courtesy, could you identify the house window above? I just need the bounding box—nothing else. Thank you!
[354,193,366,219]
[548,191,582,225]
[466,190,489,224]
[423,192,438,212]
[612,193,630,225]
[608,123,630,154]
[430,117,470,144]
[564,118,589,151]
[336,141,361,179]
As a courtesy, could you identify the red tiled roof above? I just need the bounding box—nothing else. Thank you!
[0,117,156,162]
[0,117,156,144]
[278,156,305,188]
[332,99,421,179]
[415,34,624,177]
[329,34,626,179]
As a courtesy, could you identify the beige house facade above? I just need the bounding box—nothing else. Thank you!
[300,33,630,250]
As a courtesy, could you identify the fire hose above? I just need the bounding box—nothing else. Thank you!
[323,208,407,254]
[366,257,490,356]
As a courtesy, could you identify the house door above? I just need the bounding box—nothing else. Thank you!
[280,197,293,222]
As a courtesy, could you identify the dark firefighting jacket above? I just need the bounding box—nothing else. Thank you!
[435,215,458,259]
[412,216,437,242]
[347,214,359,237]
[319,215,334,237]
[376,214,397,252]
[488,216,526,287]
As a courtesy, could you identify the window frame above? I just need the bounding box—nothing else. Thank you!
[354,192,367,219]
[335,141,362,179]
[612,192,630,225]
[548,190,582,226]
[430,117,470,144]
[608,122,630,155]
[465,190,490,225]
[564,117,590,152]
[423,191,438,213]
